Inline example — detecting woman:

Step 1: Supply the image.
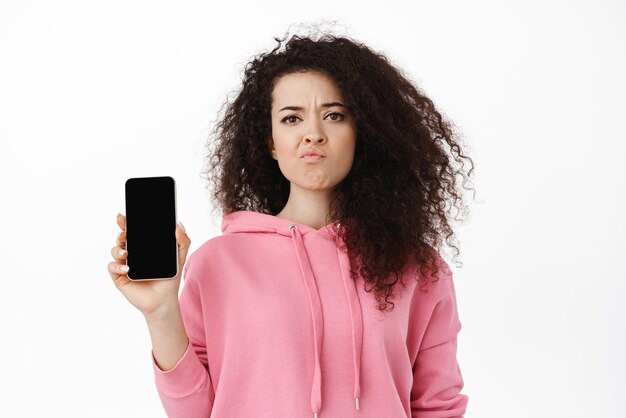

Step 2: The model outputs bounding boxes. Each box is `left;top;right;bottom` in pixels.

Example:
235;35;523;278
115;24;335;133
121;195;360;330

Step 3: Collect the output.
108;29;475;418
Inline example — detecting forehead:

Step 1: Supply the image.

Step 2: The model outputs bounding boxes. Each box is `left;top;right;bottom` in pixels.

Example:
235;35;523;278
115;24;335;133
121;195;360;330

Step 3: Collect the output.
271;71;342;104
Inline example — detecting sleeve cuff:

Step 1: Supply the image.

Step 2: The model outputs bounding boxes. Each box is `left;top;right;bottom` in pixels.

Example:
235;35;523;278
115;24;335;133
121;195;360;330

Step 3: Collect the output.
151;340;210;397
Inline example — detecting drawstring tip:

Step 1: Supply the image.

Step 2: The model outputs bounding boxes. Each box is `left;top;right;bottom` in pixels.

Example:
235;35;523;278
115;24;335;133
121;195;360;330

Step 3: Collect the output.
313;413;318;418
355;397;360;410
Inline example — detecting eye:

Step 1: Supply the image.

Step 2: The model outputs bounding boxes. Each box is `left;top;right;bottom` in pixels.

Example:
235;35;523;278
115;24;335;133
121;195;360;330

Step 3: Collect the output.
280;112;346;125
281;115;300;124
326;112;345;121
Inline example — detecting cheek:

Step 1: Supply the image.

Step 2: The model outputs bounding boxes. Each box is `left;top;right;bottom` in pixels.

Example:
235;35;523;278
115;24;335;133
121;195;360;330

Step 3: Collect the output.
336;154;355;176
336;138;356;161
323;147;354;176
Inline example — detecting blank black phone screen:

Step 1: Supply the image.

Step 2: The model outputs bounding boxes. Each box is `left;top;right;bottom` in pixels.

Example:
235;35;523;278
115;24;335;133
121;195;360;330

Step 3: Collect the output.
124;176;178;280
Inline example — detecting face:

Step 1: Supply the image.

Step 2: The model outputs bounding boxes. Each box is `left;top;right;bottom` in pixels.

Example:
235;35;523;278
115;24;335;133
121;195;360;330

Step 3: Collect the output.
267;71;357;194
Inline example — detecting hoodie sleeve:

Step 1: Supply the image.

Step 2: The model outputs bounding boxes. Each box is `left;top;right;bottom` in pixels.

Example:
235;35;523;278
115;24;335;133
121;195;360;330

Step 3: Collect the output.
410;261;469;418
150;256;215;418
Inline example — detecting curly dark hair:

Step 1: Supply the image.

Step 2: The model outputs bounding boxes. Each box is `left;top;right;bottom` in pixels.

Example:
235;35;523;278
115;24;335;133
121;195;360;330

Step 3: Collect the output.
201;27;476;313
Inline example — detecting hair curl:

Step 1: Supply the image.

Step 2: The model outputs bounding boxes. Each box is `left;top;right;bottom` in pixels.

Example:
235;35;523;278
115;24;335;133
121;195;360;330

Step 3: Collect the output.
201;26;476;313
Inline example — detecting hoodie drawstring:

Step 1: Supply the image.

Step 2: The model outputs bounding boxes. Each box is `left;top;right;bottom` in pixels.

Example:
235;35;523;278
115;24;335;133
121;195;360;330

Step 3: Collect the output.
337;240;363;411
289;223;363;417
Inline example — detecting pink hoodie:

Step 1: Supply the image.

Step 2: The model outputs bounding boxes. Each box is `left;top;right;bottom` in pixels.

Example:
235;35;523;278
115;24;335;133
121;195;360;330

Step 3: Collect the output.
151;210;468;418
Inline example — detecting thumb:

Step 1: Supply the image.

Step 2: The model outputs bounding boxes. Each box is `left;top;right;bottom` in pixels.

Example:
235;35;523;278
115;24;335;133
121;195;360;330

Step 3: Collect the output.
176;221;191;274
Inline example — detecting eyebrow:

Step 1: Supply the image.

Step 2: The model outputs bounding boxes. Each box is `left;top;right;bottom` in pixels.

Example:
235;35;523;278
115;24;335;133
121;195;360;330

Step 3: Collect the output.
278;102;347;112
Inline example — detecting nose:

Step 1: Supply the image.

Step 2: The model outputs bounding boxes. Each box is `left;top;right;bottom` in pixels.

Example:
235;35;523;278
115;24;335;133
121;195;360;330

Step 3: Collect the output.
303;136;326;145
302;116;327;145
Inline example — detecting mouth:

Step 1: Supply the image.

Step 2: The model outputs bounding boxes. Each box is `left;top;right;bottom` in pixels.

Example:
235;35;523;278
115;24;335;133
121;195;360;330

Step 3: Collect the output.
301;155;326;162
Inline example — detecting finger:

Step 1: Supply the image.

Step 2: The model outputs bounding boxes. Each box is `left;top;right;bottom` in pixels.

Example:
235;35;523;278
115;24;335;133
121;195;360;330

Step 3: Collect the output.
107;260;130;286
111;245;128;262
116;230;126;248
117;213;126;232
116;213;126;247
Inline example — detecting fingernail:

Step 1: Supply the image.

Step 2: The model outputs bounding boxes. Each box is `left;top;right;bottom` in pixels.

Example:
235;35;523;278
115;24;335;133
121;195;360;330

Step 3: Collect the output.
120;265;129;272
119;249;127;256
178;221;185;233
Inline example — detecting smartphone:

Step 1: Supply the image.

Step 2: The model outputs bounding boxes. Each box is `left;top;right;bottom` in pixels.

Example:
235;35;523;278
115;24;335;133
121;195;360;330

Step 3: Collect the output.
124;176;178;280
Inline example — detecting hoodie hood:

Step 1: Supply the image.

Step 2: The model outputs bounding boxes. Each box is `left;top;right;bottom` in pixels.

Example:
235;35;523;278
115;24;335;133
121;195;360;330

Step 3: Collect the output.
222;210;363;418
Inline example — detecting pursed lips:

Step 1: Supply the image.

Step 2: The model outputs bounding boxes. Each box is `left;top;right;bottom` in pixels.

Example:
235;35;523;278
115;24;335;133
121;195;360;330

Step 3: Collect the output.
300;149;326;158
301;153;326;161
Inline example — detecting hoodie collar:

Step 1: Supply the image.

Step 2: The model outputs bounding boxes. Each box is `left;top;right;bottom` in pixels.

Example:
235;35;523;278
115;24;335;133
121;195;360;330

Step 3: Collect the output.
221;210;363;417
222;210;337;237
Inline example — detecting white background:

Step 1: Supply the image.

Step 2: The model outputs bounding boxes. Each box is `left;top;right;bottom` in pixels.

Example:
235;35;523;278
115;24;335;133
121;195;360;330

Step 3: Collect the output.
1;0;624;417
